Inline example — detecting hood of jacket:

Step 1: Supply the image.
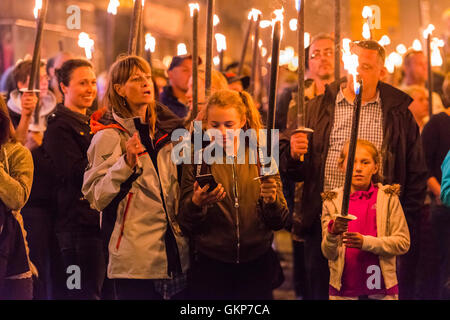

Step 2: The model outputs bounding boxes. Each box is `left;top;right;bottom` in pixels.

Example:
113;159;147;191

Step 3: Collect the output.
7;89;57;116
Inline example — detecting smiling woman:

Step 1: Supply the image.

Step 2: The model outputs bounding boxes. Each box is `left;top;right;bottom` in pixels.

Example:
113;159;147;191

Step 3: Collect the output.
40;59;106;299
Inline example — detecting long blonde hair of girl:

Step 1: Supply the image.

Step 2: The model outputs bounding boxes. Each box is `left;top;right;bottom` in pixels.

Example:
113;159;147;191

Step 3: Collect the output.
104;54;156;136
205;89;263;134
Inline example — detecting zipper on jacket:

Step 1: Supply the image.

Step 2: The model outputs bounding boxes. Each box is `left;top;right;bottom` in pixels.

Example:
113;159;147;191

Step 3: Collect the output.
231;159;240;264
115;192;134;250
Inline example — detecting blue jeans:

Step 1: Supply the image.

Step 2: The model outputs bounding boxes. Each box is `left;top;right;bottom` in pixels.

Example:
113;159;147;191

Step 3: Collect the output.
56;231;105;300
430;205;450;299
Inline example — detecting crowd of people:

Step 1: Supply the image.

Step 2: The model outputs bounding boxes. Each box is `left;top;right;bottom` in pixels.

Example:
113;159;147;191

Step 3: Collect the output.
0;32;449;301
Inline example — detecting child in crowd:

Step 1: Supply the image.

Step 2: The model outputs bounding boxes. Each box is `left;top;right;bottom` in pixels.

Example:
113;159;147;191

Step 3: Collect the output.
178;89;289;299
321;140;410;300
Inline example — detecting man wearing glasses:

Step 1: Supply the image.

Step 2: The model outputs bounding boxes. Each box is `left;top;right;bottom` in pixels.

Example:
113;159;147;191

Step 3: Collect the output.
276;33;336;132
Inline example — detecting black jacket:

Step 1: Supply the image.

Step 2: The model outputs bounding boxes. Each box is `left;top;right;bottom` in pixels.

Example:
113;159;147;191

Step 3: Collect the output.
42;104;99;233
280;79;428;235
159;85;189;119
0;201;29;285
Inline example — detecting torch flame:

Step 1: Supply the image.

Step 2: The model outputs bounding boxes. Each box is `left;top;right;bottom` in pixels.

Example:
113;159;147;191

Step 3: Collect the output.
261;47;267;57
378;35;391;47
145;33;156;53
213;14;220;26
295;0;301;12
107;0;120;15
412;39;422;51
78;32;94;60
385;52;403;73
342;41;360;94
177;43;187;55
289;19;298;31
362;23;371;40
362;6;373;19
423;24;435;39
304;32;310;48
431;37;444;67
248;8;262;22
272;8;284;40
396;44;407;55
213;56;220;66
260;20;272;29
189;3;199;17
215;33;227;52
34;0;42;19
132;0;145;6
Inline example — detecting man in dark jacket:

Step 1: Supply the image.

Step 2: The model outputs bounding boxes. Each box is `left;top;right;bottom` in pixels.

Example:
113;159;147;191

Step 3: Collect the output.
280;40;427;300
159;55;195;118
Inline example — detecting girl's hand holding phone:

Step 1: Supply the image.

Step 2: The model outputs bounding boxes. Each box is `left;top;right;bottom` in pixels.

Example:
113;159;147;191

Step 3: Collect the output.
192;181;226;207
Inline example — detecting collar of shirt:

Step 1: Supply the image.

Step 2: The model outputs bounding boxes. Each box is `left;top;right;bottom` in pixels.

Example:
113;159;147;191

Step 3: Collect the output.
336;84;380;107
350;182;377;200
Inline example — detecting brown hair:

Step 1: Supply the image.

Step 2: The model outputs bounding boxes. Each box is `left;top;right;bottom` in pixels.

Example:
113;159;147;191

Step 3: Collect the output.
205;89;263;133
352;40;386;64
0;95;16;146
104;54;156;136
13;59;46;90
337;139;382;183
55;58;94;100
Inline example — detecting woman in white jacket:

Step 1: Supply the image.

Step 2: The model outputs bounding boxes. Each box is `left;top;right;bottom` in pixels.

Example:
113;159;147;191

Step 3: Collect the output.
82;55;189;300
321;140;410;300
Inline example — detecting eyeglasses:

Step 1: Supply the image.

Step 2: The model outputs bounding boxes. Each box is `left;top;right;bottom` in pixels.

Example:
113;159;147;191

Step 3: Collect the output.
128;74;153;84
310;50;333;60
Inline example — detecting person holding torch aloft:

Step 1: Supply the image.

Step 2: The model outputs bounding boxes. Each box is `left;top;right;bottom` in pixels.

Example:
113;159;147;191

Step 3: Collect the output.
280;40;427;300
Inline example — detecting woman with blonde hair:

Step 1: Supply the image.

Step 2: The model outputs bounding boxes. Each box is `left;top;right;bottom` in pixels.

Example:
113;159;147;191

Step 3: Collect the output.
178;89;289;299
82;55;189;300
